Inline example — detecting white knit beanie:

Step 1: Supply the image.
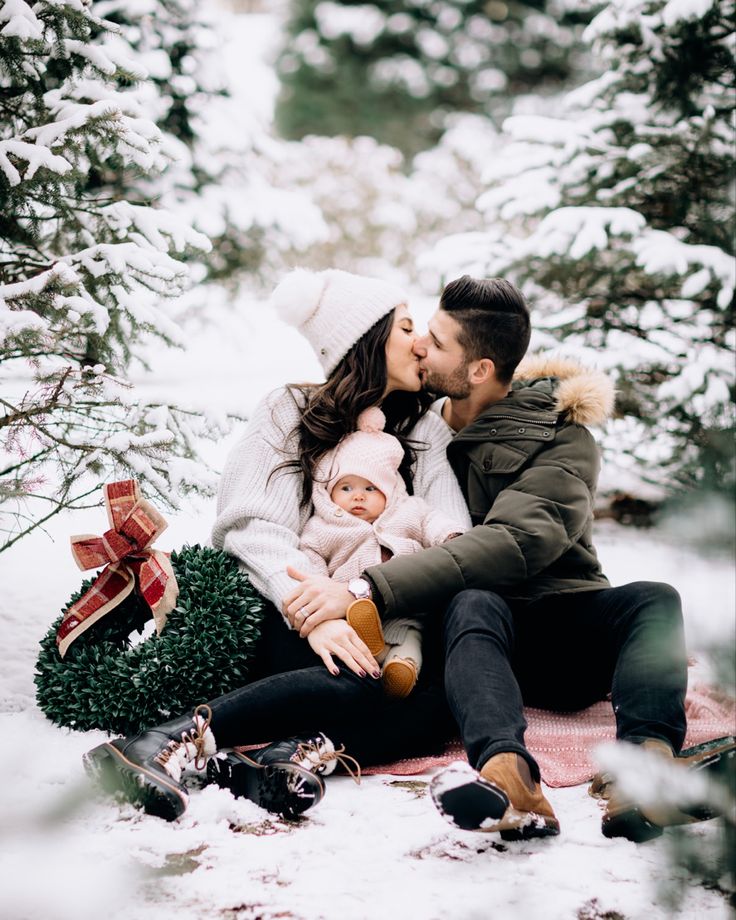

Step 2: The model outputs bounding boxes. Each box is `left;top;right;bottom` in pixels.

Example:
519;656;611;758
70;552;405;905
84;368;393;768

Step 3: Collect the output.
270;268;408;375
319;408;404;499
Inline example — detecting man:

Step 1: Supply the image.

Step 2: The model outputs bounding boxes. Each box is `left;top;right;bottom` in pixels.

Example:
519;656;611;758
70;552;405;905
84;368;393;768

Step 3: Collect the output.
288;276;727;843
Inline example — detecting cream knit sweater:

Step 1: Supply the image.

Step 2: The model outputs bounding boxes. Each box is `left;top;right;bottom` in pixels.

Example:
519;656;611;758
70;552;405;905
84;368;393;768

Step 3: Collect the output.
212;387;471;614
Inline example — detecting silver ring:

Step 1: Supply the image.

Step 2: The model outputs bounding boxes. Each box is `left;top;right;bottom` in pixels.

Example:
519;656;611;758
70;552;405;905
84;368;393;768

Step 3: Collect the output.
299;606;308;618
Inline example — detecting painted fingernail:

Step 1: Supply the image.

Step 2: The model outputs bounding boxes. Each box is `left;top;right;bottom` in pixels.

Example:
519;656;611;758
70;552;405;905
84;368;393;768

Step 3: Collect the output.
358;669;366;677
372;670;381;679
331;668;340;676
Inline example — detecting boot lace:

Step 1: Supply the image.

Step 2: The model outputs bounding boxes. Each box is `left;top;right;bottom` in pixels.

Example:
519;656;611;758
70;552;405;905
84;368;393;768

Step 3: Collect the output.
295;738;362;785
154;704;214;773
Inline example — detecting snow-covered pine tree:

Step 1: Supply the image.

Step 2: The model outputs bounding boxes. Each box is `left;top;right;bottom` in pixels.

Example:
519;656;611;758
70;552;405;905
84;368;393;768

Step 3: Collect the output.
275;0;593;157
436;0;735;494
89;0;266;284
0;0;222;552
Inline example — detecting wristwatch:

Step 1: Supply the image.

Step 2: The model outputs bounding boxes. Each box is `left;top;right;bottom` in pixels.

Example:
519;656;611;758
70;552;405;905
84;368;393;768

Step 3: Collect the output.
347;577;372;600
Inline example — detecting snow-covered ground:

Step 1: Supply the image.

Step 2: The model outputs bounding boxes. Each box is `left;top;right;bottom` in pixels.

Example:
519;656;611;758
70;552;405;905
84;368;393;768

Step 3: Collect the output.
2;284;734;920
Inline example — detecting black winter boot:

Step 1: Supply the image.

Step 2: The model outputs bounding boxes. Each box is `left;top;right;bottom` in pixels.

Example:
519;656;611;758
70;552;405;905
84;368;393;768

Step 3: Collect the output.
206;733;361;818
206;751;325;818
83;704;216;821
255;732;362;780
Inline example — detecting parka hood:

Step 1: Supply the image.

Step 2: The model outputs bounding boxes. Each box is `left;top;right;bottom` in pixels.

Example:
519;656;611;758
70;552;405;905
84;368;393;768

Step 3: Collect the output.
513;355;615;427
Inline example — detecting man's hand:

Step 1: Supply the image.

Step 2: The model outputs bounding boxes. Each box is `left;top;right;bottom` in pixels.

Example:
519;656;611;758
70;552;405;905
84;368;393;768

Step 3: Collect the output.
306;619;380;678
283;566;353;637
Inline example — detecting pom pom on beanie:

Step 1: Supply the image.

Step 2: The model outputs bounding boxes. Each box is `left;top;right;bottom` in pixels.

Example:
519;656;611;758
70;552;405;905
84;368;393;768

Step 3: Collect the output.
357;407;386;434
270;268;326;327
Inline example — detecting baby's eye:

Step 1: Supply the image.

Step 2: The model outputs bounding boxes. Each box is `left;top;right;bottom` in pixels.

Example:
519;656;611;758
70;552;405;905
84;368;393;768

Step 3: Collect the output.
340;485;352;492
366;485;377;492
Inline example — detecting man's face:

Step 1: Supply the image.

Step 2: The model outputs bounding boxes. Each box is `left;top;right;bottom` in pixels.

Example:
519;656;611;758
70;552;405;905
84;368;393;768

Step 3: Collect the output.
413;309;472;399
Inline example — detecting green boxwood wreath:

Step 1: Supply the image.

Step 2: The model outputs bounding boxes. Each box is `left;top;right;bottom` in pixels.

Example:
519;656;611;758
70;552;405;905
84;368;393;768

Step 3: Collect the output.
35;544;267;736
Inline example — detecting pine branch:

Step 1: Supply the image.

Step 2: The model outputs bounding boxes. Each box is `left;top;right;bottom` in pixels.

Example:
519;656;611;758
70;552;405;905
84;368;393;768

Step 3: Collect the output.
0;447;54;478
0;484;99;554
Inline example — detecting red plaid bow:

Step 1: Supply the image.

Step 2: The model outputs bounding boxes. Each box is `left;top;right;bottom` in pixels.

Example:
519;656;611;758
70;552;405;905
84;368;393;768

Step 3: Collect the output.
56;480;179;658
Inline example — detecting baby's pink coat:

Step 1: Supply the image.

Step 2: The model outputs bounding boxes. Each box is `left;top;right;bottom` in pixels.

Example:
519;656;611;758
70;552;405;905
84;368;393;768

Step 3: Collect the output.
299;474;467;583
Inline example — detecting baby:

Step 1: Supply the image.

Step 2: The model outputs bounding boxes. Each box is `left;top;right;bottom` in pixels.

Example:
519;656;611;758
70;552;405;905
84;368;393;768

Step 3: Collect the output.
299;408;467;698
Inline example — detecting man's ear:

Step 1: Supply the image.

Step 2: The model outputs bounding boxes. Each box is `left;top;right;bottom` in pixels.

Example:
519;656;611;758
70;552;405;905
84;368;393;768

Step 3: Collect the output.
469;357;496;385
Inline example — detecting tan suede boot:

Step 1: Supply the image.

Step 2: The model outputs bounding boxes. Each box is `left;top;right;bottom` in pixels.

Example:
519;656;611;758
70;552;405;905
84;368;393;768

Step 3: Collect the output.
479;753;560;839
430;754;559;840
591;736;735;843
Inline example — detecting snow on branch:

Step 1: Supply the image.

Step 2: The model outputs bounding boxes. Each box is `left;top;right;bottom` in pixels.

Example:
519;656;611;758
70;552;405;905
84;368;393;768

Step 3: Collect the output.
0;139;71;186
0;0;43;41
102;202;212;255
518;206;647;260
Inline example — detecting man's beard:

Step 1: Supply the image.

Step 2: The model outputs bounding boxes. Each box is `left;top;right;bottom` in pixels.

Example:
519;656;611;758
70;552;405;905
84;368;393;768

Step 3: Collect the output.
421;362;472;400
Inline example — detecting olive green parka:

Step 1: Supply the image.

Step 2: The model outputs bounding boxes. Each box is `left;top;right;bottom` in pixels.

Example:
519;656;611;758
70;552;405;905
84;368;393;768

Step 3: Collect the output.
366;356;616;617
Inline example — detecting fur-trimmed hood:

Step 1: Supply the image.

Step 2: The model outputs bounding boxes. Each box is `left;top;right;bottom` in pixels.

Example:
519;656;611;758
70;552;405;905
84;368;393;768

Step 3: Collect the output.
513;355;615;427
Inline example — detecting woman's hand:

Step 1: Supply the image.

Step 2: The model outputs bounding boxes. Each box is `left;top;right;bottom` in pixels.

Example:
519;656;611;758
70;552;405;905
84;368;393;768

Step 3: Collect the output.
307;620;380;678
283;566;353;636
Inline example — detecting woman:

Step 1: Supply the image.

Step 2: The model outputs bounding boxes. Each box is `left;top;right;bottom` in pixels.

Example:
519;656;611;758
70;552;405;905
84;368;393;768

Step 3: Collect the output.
84;268;471;822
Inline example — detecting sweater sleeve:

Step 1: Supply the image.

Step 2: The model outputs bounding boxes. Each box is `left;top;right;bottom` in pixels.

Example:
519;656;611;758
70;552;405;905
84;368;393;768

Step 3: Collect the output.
211;387;319;612
367;423;598;616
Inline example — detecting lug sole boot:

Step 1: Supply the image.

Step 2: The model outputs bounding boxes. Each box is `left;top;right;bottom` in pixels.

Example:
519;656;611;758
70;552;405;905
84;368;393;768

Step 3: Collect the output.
431;755;560;840
84;740;189;821
253;732;362;782
346;598;385;657
592;735;736;843
206;751;325;818
382;657;417;699
83;704;215;821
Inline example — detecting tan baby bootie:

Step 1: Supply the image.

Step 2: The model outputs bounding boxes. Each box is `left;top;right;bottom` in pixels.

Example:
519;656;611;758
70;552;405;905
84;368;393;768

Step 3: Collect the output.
346;598;385;657
382;657;418;699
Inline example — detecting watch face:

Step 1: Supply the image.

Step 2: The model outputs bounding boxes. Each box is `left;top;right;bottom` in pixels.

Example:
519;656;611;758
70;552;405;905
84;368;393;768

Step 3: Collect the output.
349;578;370;599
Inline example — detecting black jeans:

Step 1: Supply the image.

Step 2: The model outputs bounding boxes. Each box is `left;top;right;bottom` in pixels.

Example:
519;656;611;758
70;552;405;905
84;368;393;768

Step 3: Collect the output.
443;582;688;780
204;606;456;765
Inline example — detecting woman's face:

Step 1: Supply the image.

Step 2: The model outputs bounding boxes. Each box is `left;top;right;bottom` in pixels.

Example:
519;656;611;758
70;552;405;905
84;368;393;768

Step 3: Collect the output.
383;304;421;396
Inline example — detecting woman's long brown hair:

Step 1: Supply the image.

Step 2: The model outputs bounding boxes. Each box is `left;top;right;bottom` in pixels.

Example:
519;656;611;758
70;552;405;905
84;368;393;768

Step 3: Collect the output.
275;310;433;507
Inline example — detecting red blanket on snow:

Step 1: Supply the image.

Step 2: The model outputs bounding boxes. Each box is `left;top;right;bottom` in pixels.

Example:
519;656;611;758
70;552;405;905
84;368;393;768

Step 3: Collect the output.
361;683;736;786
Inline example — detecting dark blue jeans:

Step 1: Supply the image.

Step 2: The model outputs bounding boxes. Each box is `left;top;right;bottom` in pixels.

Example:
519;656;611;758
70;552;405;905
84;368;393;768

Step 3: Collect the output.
443;583;688;780
205;606;455;765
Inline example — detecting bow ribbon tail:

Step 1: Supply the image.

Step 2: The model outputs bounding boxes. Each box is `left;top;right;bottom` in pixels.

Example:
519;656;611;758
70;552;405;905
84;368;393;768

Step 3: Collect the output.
56;564;135;659
128;550;179;634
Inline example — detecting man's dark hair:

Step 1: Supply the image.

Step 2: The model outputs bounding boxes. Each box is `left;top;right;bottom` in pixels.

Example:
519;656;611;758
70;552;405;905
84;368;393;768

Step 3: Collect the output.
440;276;531;385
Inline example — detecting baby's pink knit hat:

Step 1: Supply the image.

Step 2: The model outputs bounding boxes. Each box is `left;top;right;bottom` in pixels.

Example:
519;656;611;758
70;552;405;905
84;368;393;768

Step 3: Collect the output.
320;408;404;499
